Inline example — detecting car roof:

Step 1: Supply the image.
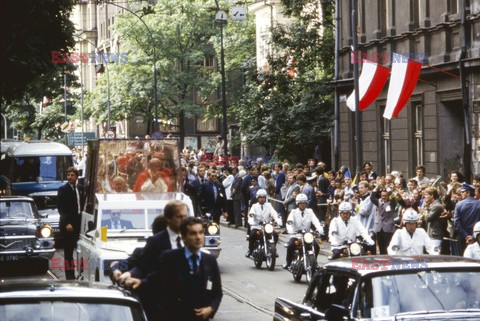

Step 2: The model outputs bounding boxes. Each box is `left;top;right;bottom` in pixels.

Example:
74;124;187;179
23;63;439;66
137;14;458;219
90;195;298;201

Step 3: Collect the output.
0;195;34;202
0;280;140;303
324;255;480;276
7;141;72;156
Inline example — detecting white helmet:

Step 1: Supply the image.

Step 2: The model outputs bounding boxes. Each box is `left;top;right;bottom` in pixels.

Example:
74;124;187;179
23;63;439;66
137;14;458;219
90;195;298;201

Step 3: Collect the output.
473;221;480;239
256;189;267;199
295;193;308;205
338;201;353;212
403;208;419;223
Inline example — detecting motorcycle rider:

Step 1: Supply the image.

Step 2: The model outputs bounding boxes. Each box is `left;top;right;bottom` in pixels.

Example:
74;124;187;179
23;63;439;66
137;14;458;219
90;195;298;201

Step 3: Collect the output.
246;189;282;258
464;221;480;259
387;208;439;255
329;201;375;259
283;194;324;269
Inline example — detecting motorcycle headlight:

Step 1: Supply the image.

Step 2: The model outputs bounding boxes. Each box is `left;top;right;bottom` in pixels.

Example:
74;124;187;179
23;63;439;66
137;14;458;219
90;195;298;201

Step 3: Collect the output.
39;225;53;238
349;242;362;256
303;232;314;244
264;223;274;234
207;223;219;235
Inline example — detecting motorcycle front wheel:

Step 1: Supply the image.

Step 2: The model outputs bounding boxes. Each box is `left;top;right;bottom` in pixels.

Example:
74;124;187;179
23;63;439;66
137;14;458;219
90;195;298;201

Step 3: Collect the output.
292;260;303;282
305;254;317;283
266;244;276;271
254;249;263;268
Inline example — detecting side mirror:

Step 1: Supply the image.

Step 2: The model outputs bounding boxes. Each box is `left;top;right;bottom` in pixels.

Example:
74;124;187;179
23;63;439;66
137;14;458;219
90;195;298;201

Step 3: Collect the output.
38;212;48;219
87;221;95;232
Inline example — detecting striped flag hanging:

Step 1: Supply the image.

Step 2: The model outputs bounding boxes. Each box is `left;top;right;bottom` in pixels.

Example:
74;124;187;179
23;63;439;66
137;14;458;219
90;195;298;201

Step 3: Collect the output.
347;60;391;112
383;53;422;119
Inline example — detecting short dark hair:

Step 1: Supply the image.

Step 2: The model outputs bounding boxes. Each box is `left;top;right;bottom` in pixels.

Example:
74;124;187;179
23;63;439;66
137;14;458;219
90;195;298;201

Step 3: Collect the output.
151;215;167;234
297;174;306;183
66;166;79;177
164;200;188;220
415;165;426;173
180;217;203;237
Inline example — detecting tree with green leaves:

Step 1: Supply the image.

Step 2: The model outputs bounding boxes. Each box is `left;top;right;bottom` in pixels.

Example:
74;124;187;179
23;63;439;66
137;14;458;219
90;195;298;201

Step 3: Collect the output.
231;0;335;163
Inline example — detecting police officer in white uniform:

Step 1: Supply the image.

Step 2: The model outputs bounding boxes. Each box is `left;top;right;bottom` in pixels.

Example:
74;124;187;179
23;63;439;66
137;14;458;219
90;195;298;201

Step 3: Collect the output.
388;208;438;255
246;189;282;257
329;201;374;259
464;221;480;260
283;194;324;269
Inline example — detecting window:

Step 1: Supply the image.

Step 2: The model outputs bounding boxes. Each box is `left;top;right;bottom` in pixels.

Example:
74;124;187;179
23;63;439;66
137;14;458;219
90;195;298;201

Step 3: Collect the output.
204;55;215;68
159;117;180;133
412;103;424;168
196;113;218;132
449;0;459;14
312;272;358;312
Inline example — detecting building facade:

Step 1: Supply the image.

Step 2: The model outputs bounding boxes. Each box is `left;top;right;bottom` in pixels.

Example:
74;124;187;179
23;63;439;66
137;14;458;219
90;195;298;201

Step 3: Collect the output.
335;0;480;180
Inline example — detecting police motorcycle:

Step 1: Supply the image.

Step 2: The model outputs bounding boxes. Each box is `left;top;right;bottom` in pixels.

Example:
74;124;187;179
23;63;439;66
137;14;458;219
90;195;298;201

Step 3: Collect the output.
248;219;278;270
286;228;320;282
331;233;374;259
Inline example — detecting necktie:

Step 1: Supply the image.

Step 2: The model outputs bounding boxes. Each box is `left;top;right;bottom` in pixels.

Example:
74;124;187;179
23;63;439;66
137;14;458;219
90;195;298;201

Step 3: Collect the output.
191;254;199;275
213;184;217;201
261;205;264;211
345;220;348;227
176;236;182;249
301;211;304;218
72;184;80;214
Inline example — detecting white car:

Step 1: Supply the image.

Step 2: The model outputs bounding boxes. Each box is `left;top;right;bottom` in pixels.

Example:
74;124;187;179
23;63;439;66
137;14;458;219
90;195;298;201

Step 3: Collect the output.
76;192;221;283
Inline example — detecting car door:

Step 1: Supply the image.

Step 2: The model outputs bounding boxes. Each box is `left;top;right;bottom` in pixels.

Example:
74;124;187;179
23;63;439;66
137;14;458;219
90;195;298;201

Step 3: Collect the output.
303;270;359;320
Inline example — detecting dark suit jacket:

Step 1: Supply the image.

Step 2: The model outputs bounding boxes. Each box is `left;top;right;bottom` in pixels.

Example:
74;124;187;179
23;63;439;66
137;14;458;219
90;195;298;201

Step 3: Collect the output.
57;182;85;233
130;229;172;278
274;172;285;195
101;219;134;229
230;176;244;201
371;191;398;233
144;248;223;321
199;181;227;215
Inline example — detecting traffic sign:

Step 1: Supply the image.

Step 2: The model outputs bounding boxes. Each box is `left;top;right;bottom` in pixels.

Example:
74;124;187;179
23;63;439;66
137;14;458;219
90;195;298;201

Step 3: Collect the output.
215;10;228;23
66;132;96;147
104;130;115;139
231;7;246;21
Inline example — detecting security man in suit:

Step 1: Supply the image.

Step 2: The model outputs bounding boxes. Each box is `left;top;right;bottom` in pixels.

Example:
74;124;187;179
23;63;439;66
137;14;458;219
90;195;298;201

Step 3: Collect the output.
127;217;223;321
199;169;227;223
57;166;85;280
115;200;188;321
101;211;134;229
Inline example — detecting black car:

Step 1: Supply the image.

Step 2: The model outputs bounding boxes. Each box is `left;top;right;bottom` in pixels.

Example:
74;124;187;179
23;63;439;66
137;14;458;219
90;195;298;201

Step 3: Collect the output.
274;255;480;321
0;196;55;272
29;190;62;242
0;280;147;321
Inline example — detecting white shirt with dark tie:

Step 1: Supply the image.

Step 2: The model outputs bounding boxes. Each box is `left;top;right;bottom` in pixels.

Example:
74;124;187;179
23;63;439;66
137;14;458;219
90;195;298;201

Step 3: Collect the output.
167;227;183;249
70;183;81;214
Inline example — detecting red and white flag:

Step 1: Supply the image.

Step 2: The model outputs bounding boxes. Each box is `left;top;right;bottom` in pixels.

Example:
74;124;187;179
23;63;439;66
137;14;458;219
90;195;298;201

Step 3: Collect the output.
346;60;390;112
383;53;422;119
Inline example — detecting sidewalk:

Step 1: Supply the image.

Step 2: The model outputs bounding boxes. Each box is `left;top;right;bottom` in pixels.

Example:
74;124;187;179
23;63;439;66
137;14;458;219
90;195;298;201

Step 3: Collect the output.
218;217;331;257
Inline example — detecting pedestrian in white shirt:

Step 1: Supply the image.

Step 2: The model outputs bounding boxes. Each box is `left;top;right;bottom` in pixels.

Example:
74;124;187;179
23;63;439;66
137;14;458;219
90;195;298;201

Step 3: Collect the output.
388;208;439;256
464;221;480;260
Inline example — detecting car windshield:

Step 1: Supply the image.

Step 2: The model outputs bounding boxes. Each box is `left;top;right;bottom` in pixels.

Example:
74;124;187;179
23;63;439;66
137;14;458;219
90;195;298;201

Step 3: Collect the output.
0;201;34;219
101;209;159;230
0;301;142;321
13;156;71;182
360;270;480;318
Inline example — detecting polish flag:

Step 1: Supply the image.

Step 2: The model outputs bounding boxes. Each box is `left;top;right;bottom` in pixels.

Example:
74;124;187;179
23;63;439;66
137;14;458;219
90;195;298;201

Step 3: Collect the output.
383;53;422;119
346;60;390;112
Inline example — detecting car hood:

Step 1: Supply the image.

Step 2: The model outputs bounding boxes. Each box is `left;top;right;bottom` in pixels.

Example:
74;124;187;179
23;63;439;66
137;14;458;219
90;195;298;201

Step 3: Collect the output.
100;239;147;256
0;220;37;236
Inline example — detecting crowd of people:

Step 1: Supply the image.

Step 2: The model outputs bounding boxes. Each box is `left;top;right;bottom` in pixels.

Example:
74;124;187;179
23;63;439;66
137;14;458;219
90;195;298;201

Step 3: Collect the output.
179;149;480;261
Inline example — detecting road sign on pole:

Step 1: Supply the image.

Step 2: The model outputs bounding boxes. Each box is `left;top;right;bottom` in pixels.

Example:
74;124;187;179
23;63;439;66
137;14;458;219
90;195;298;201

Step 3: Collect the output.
215;10;228;23
231;6;246;21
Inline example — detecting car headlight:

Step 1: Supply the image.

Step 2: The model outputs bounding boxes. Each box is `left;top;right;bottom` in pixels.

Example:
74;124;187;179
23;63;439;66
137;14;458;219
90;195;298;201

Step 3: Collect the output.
303;232;314;244
207;223;219;235
39;225;53;238
264;223;274;234
349;242;362;256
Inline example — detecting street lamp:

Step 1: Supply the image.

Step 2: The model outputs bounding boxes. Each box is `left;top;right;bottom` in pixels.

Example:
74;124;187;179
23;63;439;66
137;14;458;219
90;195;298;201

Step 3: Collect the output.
100;0;159;133
214;1;228;157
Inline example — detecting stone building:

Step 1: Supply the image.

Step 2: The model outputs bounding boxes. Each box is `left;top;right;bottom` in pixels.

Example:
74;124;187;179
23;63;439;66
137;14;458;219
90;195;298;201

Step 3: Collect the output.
334;0;480;180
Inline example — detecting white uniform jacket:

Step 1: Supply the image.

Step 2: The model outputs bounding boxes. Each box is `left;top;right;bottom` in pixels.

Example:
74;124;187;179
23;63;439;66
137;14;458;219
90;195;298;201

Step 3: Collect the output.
248;202;282;229
387;228;438;255
329;216;374;248
464;242;480;260
286;208;324;236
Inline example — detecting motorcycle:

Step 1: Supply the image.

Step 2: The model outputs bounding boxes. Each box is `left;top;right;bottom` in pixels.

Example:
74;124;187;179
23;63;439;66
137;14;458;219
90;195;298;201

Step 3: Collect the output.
248;219;277;271
286;229;319;283
329;231;375;259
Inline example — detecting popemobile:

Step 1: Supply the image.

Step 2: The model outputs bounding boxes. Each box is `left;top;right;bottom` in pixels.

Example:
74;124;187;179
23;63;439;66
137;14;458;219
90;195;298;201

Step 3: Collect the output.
75;139;221;283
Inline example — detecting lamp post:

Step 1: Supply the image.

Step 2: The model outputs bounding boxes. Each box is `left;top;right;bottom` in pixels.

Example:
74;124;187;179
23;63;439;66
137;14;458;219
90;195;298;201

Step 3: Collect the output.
214;1;228;156
351;0;362;173
101;0;158;133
